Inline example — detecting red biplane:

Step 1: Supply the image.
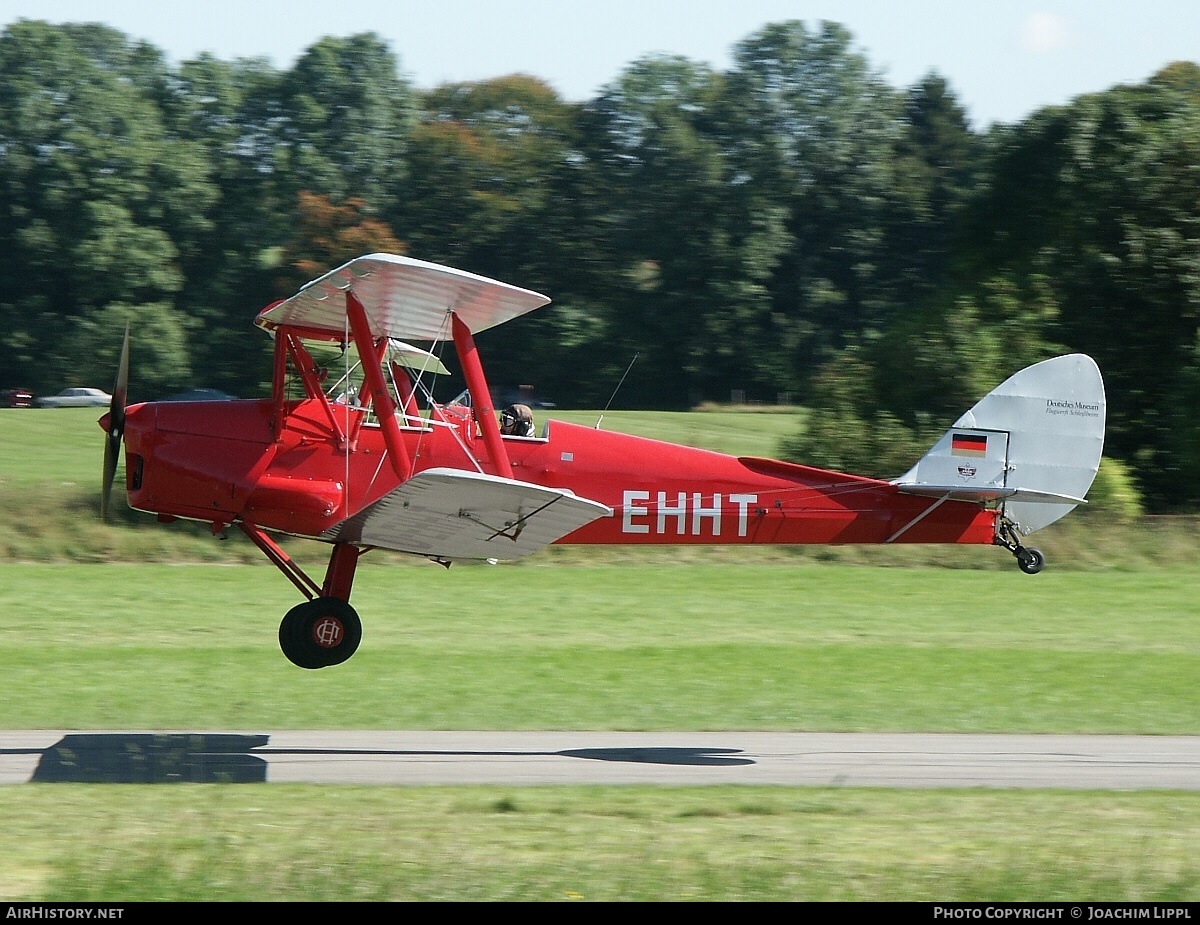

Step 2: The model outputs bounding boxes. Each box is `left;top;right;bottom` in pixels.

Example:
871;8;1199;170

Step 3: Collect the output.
100;254;1106;669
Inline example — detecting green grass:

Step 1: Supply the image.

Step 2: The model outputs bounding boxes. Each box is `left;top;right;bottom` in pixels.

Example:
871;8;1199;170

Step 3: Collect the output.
0;407;111;486
2;787;1197;901
2;561;1197;732
549;407;806;458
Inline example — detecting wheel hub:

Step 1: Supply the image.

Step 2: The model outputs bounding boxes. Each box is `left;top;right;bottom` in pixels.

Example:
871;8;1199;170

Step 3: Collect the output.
312;616;344;648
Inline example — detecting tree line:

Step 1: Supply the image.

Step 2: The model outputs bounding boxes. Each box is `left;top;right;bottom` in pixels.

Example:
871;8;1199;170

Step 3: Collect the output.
1;19;1198;510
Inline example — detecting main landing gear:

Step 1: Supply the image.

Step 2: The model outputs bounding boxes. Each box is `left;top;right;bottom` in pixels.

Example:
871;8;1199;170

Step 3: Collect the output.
236;526;367;668
994;519;1045;575
278;597;363;669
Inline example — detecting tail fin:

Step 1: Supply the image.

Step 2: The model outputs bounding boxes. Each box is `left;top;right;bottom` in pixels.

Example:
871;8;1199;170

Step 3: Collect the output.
893;354;1106;536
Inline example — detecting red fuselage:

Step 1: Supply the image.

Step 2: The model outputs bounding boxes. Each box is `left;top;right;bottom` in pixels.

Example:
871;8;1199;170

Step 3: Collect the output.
117;397;997;549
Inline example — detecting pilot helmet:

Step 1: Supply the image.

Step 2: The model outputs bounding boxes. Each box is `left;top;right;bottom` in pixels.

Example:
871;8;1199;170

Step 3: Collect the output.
501;403;534;436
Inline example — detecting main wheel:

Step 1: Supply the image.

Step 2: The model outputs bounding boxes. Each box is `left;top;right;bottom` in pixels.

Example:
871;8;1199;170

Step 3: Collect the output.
278;598;362;669
1016;547;1045;575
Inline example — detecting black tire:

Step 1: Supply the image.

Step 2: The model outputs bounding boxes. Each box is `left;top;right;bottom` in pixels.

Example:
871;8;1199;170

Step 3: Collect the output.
278;598;362;669
1016;547;1045;575
278;607;319;670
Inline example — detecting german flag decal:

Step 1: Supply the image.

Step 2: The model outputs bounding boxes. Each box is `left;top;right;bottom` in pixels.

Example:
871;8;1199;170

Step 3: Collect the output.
951;433;989;457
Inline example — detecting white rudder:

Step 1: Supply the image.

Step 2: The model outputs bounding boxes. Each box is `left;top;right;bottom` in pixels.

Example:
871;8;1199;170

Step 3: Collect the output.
894;354;1106;544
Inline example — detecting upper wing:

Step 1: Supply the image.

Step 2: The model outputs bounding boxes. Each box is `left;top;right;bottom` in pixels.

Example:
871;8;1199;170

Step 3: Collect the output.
255;253;551;342
321;468;612;561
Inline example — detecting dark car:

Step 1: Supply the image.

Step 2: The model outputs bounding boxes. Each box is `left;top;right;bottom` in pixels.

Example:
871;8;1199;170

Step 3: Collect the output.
0;387;34;408
492;387;556;410
160;388;238;402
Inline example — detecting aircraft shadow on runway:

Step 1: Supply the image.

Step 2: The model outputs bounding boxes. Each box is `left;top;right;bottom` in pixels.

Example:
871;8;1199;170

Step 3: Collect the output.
4;734;754;783
557;747;753;767
27;734;271;783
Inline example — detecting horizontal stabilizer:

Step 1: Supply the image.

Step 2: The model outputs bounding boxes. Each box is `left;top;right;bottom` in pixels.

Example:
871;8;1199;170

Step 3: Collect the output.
322;468;611;561
896;485;1087;505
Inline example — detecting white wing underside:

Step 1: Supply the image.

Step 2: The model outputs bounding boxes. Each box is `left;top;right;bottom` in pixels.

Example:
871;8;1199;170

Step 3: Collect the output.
256;253;551;342
321;468;611;561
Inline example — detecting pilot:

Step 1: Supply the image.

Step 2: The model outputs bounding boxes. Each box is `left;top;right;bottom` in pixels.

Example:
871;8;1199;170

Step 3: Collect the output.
499;403;535;437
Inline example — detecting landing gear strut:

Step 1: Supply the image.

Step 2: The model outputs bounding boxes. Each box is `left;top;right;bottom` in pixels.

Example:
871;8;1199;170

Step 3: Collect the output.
237;525;367;668
994;518;1045;575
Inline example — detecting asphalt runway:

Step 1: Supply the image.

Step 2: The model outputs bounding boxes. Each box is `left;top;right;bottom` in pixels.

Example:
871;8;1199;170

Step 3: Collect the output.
2;731;1199;787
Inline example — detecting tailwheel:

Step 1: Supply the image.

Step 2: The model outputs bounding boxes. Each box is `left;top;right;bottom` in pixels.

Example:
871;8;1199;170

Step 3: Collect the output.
1016;546;1045;575
279;598;362;669
995;518;1046;575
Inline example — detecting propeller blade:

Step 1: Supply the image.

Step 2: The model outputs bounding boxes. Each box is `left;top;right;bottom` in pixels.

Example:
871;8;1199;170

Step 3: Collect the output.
101;323;130;522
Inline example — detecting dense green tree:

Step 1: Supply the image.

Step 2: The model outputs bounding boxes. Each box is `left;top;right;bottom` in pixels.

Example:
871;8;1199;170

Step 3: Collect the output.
396;76;576;274
777;345;932;479
890;74;983;294
155;53;293;394
277;33;416;210
578;55;792;406
871;275;1063;424
961;64;1200;508
0;20;211;397
394;75;602;401
722;21;915;370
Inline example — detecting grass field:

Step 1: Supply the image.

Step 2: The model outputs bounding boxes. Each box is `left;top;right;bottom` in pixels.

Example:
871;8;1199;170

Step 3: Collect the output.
2;407;1199;901
2;561;1198;732
2;787;1197;901
549;406;806;458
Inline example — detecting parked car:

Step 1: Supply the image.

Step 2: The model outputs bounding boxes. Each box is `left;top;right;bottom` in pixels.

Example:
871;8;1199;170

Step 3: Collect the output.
35;387;111;408
160;388;238;402
0;387;34;408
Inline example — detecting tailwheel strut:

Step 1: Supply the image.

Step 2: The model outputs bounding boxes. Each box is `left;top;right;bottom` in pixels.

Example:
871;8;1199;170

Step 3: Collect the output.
994;518;1045;575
